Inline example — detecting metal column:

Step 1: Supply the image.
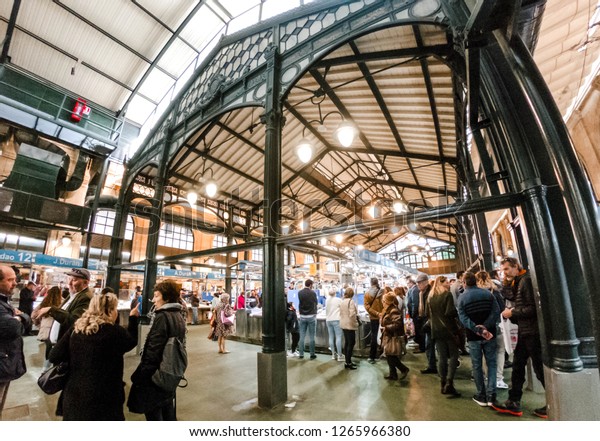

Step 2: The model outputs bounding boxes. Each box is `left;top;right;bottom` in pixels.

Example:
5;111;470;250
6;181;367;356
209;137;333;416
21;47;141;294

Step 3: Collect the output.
257;43;287;409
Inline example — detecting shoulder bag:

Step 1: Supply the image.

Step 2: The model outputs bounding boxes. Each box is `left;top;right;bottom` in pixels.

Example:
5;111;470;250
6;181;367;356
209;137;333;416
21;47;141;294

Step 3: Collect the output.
37;362;69;395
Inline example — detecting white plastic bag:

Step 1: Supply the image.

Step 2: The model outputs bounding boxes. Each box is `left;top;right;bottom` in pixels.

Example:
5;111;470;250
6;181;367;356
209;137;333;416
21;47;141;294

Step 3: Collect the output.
500;318;518;355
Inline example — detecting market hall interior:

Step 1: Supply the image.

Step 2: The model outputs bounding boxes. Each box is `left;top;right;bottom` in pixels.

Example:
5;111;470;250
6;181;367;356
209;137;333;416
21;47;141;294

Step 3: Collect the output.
1;0;600;421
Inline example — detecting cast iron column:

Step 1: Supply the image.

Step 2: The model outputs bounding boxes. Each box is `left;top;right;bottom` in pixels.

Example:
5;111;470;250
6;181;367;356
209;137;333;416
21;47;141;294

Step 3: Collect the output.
225;206;233;295
141;126;173;318
106;163;130;291
83;156;111;268
257;43;286;409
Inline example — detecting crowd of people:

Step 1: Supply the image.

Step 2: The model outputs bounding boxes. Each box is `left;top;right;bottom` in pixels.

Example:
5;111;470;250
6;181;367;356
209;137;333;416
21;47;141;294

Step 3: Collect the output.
287;257;547;419
0;255;548;420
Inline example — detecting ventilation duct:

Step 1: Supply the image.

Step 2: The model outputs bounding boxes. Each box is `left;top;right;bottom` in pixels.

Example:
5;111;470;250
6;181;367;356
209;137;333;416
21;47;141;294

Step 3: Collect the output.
3;143;67;198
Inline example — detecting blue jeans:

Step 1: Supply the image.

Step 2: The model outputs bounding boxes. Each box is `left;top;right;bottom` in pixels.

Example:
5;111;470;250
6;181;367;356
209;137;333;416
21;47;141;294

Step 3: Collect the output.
469;338;498;399
298;315;317;357
192;307;198;325
326;320;343;356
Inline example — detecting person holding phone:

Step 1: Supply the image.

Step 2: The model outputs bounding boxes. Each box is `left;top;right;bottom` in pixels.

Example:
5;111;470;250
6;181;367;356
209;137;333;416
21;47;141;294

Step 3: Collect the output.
457;271;500;409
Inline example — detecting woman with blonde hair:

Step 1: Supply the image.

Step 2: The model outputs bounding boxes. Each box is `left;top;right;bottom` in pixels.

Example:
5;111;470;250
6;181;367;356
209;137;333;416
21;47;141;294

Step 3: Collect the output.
31;286;63;371
380;292;409;381
214;292;235;354
339;287;358;369
427;275;460;397
49;293;139;420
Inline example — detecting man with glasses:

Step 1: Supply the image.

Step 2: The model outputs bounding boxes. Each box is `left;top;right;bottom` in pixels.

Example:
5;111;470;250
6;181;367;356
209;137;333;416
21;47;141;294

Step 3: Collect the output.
492;257;547;418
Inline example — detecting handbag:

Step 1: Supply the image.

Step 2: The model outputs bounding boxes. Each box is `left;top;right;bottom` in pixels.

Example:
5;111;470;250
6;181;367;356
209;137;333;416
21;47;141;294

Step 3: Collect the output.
221;310;235;326
37;362;69;395
382;335;402;356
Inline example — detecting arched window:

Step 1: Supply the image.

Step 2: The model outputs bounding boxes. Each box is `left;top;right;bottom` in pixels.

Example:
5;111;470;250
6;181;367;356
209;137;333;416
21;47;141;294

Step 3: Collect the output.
158;223;193;250
92;210;133;240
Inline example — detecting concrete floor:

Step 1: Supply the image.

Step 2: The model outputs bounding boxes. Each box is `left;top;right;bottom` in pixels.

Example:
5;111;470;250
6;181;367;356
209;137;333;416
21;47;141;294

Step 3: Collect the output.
3;324;545;421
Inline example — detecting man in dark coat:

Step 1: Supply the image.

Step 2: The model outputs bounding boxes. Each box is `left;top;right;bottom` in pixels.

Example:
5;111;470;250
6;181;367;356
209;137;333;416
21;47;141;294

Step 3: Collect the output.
18;281;37;317
0;264;30;419
493;257;547;418
297;279;318;359
18;281;37;335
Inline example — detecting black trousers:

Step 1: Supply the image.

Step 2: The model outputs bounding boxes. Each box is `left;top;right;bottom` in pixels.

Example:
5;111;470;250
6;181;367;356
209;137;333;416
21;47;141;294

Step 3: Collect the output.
413;316;426;351
145;400;176;421
369;319;380;360
386;355;409;378
290;332;299;353
508;333;545;402
343;329;356;364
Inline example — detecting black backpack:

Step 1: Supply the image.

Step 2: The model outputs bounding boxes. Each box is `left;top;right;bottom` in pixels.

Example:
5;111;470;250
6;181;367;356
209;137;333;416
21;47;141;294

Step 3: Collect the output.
151;312;188;392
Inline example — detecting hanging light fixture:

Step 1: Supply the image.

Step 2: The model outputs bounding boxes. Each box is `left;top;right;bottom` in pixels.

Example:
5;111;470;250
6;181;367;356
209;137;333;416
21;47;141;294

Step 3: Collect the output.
335;120;357;147
296;139;313;163
186;191;198;206
335;234;343;244
203;168;217;198
295;92;357;163
186;161;218;204
61;233;72;247
392;199;408;214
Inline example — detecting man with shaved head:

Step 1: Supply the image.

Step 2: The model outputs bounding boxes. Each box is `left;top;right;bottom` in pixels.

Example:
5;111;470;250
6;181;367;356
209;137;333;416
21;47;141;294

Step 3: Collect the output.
0;265;30;419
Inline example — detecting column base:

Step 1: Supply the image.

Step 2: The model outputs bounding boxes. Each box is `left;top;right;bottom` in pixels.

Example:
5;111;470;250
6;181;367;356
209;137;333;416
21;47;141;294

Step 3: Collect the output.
257;351;287;409
545;366;600;420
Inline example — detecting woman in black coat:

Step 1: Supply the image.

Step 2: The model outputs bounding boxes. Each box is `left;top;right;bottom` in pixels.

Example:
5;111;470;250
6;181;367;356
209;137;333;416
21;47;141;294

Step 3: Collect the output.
127;280;186;421
49;293;138;420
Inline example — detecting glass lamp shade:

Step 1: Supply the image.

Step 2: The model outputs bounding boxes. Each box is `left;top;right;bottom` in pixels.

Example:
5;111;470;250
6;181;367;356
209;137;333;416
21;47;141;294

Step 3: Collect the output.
187;191;198;206
392;199;408;213
296;139;313;163
61;234;72;247
335;234;343;244
335;121;356;147
205;181;218;198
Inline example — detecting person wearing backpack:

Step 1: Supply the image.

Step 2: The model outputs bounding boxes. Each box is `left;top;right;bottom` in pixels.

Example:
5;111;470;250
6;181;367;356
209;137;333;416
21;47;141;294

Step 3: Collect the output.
127;280;186;421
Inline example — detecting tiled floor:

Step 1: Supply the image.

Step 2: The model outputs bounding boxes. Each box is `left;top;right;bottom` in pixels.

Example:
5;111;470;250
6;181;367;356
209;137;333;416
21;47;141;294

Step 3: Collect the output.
3;324;545;421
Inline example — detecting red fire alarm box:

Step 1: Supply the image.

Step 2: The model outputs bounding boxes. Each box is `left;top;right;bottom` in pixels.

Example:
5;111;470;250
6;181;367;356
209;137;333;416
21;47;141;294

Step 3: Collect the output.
71;98;91;122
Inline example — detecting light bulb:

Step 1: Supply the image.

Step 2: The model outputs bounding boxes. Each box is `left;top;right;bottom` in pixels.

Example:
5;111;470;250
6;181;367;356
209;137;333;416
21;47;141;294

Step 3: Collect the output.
335;234;343;244
187;191;198;206
357;244;364;250
296;139;313;163
205;181;217;198
208;258;215;265
335;121;356;147
61;234;72;247
392;199;407;213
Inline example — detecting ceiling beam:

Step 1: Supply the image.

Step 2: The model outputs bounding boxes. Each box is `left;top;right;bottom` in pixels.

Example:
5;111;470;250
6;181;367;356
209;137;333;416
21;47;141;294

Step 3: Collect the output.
312;44;452;68
359;177;457;198
326;146;457;164
413;25;448;189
